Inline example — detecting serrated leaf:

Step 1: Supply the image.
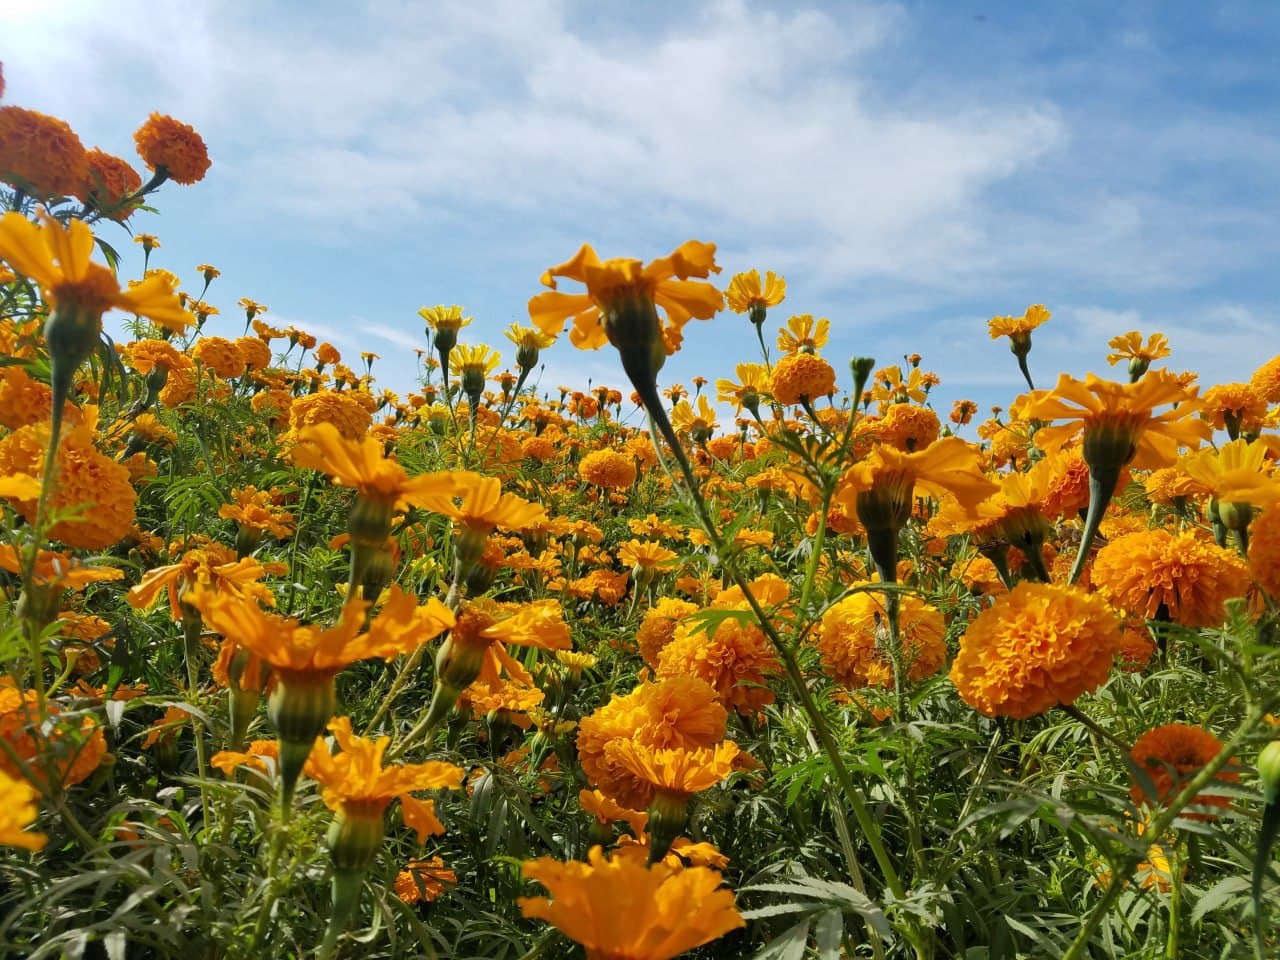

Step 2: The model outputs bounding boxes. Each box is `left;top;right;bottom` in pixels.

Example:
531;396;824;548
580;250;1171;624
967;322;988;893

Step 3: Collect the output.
813;908;843;958
752;918;810;960
1190;875;1251;924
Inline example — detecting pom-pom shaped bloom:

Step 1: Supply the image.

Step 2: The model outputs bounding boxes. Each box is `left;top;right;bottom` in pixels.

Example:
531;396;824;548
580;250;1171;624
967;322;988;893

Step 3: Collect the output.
1200;382;1268;433
817;590;947;689
769;352;835;405
0;769;47;851
950;582;1122;719
287;391;373;441
577;676;727;810
133;112;211;184
519;845;744;960
192;336;248;379
1128;723;1239;819
1249;355;1280;403
579;449;637;490
881;403;941;452
0;106;87;198
636;598;699;668
1092;529;1249;628
1250;508;1280;598
80;149;141;218
657;608;781;715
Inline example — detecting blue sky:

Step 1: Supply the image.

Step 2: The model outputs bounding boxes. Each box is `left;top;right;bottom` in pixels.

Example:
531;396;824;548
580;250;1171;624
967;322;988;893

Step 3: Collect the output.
4;0;1277;418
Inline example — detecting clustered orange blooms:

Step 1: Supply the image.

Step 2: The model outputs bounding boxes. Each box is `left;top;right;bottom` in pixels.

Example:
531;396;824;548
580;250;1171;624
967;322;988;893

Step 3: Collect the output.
4;78;1280;958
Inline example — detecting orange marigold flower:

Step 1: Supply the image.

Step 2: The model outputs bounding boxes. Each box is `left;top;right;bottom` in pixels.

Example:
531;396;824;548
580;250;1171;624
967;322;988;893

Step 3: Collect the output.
0;418;136;549
881;403;940;452
605;740;740;799
0;544;123;591
0;686;108;790
1249;355;1280;404
80;149;141;219
0;106;87;198
1200;381;1268;434
577;676;727;811
950;399;979;426
0;769;47;851
518;845;744;960
776;314;829;356
769;352;835;405
818;590;947;689
636;598;699;668
133;112;211;185
1250;508;1280;598
657;608;781;715
1091;529;1249;627
988;304;1050;341
287;390;372;441
1128;723;1240;819
579;449;637;490
304;716;464;842
949;582;1123;719
234;335;272;372
394;858;457;904
192;336;248;379
1106;331;1170;371
291;422;458;512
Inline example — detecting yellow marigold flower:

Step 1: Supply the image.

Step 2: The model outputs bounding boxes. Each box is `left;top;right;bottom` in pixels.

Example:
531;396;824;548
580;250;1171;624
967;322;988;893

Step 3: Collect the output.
769;352;835;405
133;112;211;185
235;335;272;371
776;314;828;355
414;470;547;534
1249;508;1280;598
0;106;87;199
1022;370;1210;471
1177;438;1279;506
1249;355;1280;403
949;582;1123;719
394;858;456;904
304;716;464;842
670;395;718;443
127;544;275;621
1106;331;1171;378
988;303;1050;341
210;739;279;777
657;609;780;716
725;269;785;315
0;769;46;851
1129;723;1239;820
0;213;189;333
219;486;295;539
817;590;947;689
0;418;136;549
518;845;744;960
1092;529;1249;628
716;363;769;415
528;241;723;375
636;598;699;668
191;336;248;379
0;365;72;430
870;366;930;409
578;677;727;811
618;540;680;574
1200;381;1268;435
579;449;637;490
504;322;556;371
580;788;650;835
419;304;472;336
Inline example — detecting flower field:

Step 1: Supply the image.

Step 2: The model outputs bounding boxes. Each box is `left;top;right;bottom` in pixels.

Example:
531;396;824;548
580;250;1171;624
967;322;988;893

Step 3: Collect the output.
4;73;1280;960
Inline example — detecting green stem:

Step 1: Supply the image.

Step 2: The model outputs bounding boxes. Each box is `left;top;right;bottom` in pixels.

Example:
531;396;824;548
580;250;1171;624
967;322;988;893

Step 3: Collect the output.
1068;466;1122;586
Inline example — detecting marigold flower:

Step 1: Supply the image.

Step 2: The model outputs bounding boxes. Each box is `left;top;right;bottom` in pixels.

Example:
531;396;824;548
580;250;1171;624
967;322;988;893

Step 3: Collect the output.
1249;508;1280;598
988;304;1050;341
881;403;941;452
1106;331;1171;379
769;352;835;406
1249;355;1280;404
0;106;87;198
949;582;1123;719
0;544;123;591
79;148;141;219
133;112;211;185
0;686;108;790
1176;439;1279;507
636;598;699;668
670;396;718;443
0;418;136;549
1092;529;1249;627
657;608;780;716
725;269;785;318
0;213;189;334
1200;382;1268;436
605;740;740;799
529;241;723;381
0;769;46;851
287;391;373;441
127;543;275;622
1129;723;1240;819
716;363;770;415
394;858;457;904
579;449;637;490
817;590;947;689
518;845;744;960
776;314;828;355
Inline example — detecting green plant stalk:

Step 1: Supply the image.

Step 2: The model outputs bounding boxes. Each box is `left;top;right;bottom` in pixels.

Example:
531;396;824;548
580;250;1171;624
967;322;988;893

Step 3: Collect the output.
639;385;918;953
1165;840;1182;960
1061;704;1270;960
1068;465;1123;586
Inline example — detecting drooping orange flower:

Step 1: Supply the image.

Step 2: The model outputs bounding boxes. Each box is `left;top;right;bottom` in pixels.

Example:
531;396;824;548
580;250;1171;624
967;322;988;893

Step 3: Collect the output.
133;112;210;185
949;582;1123;719
1129;723;1240;820
1091;529;1249;628
529;241;723;358
304;717;464;842
0;213;190;334
190;584;454;681
519;846;744;960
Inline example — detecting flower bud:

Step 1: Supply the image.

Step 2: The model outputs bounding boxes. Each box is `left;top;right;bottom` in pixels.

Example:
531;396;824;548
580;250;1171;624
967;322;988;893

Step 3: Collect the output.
1260;741;1280;806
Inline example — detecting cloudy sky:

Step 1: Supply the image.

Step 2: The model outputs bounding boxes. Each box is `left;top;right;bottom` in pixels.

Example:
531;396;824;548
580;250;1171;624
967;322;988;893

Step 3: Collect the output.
5;0;1277;415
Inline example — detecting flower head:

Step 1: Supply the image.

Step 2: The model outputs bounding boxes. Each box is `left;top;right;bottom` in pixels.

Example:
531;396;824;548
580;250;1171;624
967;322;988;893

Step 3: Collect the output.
776;314;829;355
0;769;46;851
949;582;1123;719
0;106;87;198
519;846;744;960
1129;723;1239;819
133;113;211;184
818;590;947;689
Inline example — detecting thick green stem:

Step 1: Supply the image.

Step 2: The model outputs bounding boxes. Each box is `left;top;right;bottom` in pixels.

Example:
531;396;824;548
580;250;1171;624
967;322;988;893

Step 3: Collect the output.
1068;466;1122;586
